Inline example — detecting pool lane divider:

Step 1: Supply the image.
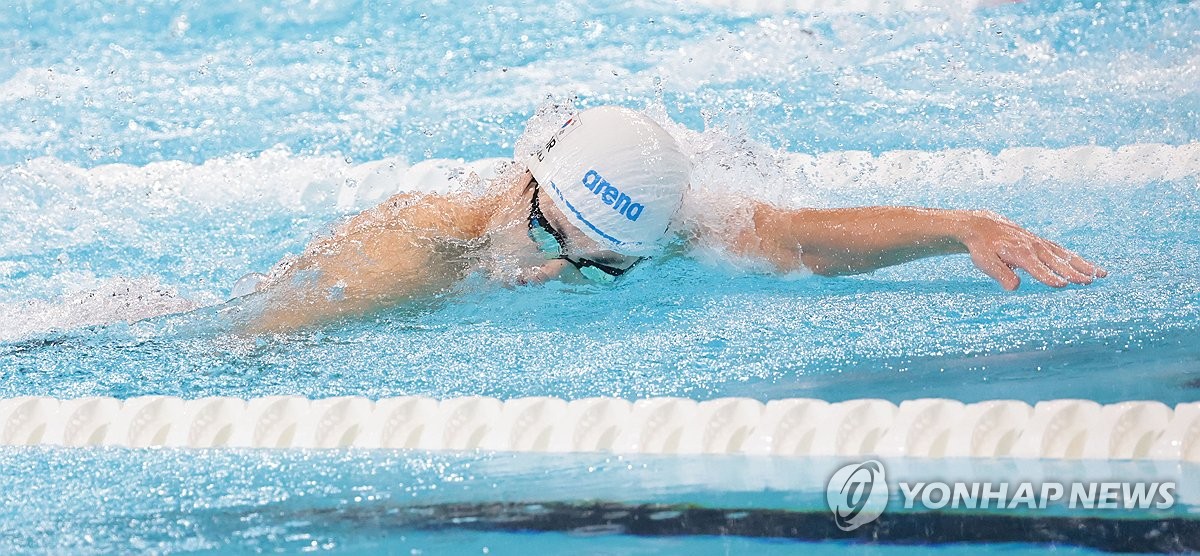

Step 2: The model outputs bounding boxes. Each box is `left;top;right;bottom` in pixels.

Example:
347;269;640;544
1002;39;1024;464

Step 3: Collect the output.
0;396;1197;460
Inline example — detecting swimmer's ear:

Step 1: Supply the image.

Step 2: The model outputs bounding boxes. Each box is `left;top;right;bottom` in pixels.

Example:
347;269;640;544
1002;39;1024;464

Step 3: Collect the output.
520;170;536;194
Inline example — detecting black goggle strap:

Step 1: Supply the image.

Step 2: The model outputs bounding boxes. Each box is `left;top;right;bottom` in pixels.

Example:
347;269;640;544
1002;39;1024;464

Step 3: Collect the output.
528;181;570;252
571;257;637;278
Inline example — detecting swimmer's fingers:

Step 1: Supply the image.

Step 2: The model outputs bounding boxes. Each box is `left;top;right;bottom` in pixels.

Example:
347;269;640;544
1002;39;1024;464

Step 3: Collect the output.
1004;245;1070;288
964;211;1105;289
517;259;571;285
1044;240;1107;278
970;250;1021;291
1034;243;1094;285
981;238;1068;288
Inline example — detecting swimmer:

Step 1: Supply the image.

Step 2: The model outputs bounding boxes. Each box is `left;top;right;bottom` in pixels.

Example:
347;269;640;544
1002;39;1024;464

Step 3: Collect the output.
244;106;1106;332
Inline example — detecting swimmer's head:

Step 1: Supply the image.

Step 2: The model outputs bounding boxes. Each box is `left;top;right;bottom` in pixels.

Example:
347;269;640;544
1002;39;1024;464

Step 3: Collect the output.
524;106;691;258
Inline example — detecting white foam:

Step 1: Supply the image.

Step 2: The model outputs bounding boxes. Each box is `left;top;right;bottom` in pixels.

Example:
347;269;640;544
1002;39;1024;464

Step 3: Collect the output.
678;0;1044;14
0;151;515;340
779;142;1200;205
1;140;1193;340
0;67;90;103
0;276;200;343
4;140;1193;237
5;139;1194;219
8;148;510;213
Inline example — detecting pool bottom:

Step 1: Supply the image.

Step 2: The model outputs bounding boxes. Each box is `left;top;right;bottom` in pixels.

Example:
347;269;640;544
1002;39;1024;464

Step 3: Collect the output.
265;530;1099;555
0;448;1194;553
228;500;1198;553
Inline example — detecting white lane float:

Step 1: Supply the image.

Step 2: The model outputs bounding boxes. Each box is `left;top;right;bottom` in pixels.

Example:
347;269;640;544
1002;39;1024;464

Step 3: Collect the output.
1;396;1197;461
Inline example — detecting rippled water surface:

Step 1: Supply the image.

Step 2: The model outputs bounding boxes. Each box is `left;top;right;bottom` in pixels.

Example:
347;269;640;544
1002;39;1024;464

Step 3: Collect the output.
1;0;1198;552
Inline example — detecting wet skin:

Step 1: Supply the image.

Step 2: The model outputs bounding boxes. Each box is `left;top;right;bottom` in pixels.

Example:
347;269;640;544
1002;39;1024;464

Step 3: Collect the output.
244;170;1105;333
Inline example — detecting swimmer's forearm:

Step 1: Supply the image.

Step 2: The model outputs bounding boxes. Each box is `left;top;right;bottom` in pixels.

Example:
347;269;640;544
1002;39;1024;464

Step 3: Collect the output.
750;205;973;275
749;204;1105;289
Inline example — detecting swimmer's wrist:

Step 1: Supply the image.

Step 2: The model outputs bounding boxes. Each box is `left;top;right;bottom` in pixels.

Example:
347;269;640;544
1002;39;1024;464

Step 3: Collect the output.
943;209;982;254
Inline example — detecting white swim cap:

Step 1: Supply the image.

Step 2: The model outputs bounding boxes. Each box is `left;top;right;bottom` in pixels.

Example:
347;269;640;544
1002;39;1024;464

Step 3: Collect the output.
525;106;691;257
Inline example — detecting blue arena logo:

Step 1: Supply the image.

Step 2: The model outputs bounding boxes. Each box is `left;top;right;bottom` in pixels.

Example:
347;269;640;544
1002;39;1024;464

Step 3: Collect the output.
582;169;644;221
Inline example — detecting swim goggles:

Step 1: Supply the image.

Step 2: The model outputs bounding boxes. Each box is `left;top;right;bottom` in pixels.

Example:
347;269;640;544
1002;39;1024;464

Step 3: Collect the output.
527;179;639;283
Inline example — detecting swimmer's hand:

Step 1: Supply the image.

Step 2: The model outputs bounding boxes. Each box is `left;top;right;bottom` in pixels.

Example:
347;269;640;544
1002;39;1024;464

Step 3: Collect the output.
723;203;1106;290
514;259;572;286
958;210;1106;290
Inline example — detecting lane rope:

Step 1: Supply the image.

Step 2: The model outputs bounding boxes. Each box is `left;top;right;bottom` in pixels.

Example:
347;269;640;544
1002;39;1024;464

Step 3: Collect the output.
1;396;1196;460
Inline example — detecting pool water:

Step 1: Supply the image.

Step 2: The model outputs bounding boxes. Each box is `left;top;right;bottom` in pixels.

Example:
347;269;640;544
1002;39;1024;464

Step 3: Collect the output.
1;0;1198;552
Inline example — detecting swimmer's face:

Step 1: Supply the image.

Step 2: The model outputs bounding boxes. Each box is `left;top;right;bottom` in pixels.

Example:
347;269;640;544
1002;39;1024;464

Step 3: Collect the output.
520;172;641;284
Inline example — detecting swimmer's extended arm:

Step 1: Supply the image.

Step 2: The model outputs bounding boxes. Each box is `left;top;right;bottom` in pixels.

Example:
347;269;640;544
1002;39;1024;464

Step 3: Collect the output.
736;204;1105;289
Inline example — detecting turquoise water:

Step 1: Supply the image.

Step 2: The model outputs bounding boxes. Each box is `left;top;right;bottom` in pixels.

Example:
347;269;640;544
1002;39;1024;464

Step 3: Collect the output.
0;448;1192;553
1;0;1199;552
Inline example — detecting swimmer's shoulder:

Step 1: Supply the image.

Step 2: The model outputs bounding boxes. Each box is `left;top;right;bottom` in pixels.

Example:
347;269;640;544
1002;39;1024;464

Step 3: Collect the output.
376;190;496;239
